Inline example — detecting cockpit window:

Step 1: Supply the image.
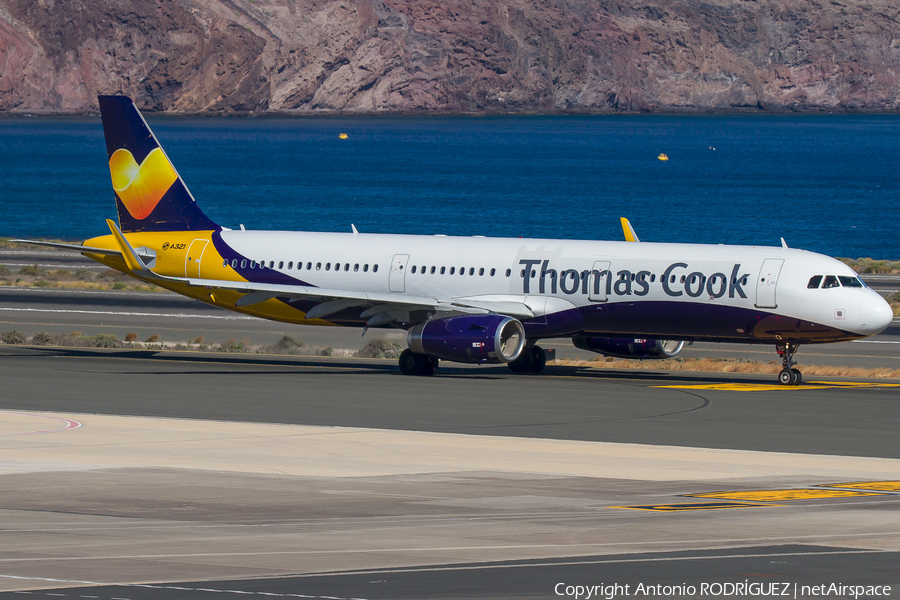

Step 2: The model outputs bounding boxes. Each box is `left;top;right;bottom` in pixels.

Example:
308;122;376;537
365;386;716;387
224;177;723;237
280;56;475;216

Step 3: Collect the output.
822;275;840;289
838;276;863;288
807;275;823;289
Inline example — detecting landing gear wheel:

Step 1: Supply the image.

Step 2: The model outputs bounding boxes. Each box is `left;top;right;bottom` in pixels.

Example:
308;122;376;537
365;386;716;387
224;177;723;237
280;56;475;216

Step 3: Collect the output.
530;346;547;373
399;349;437;376
399;349;419;375
775;342;801;385
778;368;796;386
507;347;535;373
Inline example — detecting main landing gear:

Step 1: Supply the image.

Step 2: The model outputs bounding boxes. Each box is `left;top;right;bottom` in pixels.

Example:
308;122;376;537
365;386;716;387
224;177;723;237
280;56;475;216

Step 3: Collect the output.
776;342;802;386
507;345;547;374
398;349;439;376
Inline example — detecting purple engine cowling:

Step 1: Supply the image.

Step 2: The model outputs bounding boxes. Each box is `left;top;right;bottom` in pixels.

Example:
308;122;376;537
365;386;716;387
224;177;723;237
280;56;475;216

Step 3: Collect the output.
572;336;685;359
407;315;526;364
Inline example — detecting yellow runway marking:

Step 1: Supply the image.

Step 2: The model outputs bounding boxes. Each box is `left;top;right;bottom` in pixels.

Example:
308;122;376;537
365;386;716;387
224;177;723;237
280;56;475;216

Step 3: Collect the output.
616;502;775;512
823;481;900;492
656;381;900;391
685;489;887;502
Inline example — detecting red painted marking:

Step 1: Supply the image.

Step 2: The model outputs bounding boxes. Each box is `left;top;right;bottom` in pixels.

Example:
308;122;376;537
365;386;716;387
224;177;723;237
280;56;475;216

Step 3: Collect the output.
0;413;82;436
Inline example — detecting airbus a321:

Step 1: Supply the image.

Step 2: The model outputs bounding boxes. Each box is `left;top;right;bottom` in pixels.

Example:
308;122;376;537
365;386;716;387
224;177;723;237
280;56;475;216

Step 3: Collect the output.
15;96;894;385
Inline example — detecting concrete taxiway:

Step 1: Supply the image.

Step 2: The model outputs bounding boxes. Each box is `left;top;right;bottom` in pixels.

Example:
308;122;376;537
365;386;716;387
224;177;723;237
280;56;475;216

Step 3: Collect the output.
0;347;898;599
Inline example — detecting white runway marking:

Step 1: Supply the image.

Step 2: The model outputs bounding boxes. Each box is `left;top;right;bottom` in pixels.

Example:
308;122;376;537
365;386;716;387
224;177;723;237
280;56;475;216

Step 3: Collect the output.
0;307;255;320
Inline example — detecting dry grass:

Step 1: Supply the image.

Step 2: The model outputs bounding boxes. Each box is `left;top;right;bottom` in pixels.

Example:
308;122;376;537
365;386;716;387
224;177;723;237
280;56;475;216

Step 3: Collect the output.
552;357;900;379
838;257;900;274
0;263;160;292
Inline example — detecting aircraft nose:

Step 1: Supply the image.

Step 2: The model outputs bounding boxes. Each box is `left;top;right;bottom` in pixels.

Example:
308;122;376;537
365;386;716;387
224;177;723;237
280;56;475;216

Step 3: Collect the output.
859;294;894;334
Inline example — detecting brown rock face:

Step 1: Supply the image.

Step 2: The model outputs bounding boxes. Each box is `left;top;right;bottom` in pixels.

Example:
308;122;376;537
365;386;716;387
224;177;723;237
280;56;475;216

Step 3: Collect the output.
1;0;899;113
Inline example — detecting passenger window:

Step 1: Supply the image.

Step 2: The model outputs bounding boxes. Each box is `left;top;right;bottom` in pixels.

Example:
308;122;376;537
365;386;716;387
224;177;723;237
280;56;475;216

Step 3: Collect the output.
278;261;284;269
287;262;293;269
306;262;312;270
450;267;455;275
430;266;436;274
344;264;349;272
479;268;484;276
651;274;656;282
232;259;238;268
222;259;228;267
506;269;511;277
521;270;525;278
364;264;369;272
807;275;822;289
268;261;274;268
354;264;359;272
470;268;475;276
490;268;495;276
316;262;322;271
412;266;417;274
373;264;378;273
461;268;466;276
241;259;247;268
839;276;863;288
441;267;446;274
822;275;840;289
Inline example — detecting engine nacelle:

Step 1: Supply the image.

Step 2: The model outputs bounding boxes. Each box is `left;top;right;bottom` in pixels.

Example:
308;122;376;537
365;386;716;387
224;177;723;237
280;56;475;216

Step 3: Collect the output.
408;315;526;364
572;336;685;359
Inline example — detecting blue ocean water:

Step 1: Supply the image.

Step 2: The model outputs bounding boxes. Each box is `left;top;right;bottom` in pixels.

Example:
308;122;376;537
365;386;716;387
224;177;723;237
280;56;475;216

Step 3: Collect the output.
0;113;898;258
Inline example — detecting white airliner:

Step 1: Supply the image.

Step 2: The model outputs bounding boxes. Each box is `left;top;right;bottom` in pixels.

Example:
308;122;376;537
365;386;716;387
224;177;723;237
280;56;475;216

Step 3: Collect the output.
15;96;894;385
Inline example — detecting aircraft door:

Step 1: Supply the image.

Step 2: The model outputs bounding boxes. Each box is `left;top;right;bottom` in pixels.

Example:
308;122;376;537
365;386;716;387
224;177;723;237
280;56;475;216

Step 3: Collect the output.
588;260;611;302
389;254;410;293
755;258;784;309
185;239;209;278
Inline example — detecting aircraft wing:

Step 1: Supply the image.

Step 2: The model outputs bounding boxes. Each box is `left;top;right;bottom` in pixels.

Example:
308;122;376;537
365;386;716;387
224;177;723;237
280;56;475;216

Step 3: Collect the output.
179;276;535;322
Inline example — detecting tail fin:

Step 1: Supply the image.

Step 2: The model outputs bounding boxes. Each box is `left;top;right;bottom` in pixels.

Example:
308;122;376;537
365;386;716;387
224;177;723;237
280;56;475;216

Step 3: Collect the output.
98;95;220;233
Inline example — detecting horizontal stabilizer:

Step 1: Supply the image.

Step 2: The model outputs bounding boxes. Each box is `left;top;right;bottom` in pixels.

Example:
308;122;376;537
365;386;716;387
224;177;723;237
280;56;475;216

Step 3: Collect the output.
9;239;154;261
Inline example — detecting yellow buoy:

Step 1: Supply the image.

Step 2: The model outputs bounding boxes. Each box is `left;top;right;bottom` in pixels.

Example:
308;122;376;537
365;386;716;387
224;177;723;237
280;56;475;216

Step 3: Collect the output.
658;153;669;161
339;133;348;140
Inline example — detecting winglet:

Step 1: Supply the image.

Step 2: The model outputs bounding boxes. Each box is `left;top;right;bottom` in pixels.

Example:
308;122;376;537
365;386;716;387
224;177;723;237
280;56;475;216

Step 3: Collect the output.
106;219;149;272
781;237;789;249
620;218;641;243
351;224;359;235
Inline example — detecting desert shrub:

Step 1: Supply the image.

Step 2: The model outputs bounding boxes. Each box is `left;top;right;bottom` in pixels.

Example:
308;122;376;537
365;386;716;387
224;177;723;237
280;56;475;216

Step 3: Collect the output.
74;269;93;280
124;332;138;342
19;264;45;277
356;339;403;359
271;335;304;353
192;336;205;345
146;334;161;342
1;330;27;344
321;346;334;356
112;282;128;290
0;265;9;276
53;333;95;347
30;331;56;346
34;279;51;287
93;334;122;348
54;269;70;277
216;338;245;353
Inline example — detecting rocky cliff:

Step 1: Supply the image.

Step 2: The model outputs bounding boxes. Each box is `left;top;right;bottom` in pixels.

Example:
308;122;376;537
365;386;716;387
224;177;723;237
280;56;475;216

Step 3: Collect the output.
1;0;899;113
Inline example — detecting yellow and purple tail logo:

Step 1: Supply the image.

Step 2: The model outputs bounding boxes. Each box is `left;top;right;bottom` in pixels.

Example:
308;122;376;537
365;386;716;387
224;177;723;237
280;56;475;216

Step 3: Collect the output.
98;95;219;234
108;148;178;220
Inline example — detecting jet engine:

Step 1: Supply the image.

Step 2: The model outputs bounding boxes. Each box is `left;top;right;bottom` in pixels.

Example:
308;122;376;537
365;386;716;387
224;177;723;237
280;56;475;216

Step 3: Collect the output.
408;315;526;364
571;336;685;359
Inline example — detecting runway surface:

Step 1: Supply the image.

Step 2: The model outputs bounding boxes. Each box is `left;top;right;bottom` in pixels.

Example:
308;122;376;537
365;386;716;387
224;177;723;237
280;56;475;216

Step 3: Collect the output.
0;286;898;369
1;249;899;599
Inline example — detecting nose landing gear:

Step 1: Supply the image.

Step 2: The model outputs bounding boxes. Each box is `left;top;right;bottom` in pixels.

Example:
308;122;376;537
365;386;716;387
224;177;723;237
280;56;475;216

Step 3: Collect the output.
776;342;802;385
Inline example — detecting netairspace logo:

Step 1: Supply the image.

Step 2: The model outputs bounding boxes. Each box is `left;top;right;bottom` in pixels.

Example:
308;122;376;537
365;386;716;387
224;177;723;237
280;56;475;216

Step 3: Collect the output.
554;582;893;599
